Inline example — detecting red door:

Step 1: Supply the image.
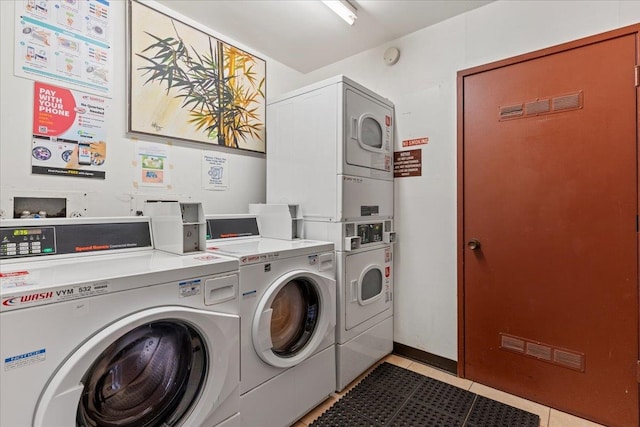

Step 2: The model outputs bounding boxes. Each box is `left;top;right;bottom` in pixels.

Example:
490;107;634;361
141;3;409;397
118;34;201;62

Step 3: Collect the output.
459;28;639;427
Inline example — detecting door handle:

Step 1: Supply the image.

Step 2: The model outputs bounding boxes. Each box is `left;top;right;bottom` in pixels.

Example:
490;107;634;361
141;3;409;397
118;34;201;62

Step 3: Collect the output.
351;117;358;139
350;280;358;302
467;239;481;250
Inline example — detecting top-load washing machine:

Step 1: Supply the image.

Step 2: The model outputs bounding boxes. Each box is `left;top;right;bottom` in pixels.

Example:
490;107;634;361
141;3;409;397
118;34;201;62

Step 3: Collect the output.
206;215;336;427
0;217;241;427
266;75;395;222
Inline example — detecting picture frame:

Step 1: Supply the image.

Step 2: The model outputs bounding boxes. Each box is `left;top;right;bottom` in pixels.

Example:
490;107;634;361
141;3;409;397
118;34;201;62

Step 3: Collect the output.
127;0;266;153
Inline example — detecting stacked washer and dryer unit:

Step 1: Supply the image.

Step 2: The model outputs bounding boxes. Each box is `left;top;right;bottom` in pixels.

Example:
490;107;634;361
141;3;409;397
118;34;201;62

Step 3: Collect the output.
267;75;396;392
0;216;242;427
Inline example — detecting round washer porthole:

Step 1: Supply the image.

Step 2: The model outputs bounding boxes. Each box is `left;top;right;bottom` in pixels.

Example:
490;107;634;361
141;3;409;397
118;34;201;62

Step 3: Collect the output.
252;269;336;370
269;278;320;357
76;321;207;427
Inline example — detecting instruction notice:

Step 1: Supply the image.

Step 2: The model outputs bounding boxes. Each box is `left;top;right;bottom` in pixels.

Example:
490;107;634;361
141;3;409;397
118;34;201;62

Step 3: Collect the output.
14;0;113;96
394;149;422;178
32;81;108;179
202;152;229;190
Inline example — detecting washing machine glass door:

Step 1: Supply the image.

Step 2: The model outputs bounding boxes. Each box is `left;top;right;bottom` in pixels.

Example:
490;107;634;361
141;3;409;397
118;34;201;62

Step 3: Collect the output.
270;280;317;355
76;321;205;426
33;307;239;427
344;246;392;330
253;271;335;368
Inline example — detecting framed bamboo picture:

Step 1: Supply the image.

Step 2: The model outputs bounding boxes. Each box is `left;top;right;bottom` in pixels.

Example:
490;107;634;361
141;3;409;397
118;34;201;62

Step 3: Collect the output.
127;0;266;153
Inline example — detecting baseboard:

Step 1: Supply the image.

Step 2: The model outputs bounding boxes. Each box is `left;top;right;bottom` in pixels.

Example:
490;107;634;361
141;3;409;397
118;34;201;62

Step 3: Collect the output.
393;342;458;375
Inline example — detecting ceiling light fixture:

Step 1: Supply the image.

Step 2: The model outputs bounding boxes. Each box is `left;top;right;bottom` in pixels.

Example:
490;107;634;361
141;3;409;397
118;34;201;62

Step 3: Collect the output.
322;0;357;25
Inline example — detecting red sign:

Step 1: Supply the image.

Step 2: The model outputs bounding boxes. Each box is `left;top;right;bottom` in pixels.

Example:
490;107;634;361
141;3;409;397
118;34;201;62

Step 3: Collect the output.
402;137;429;147
33;82;77;136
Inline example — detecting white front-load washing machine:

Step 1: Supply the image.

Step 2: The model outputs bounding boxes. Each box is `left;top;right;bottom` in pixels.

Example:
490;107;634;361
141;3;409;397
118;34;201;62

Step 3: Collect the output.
206;215;336;427
0;217;241;427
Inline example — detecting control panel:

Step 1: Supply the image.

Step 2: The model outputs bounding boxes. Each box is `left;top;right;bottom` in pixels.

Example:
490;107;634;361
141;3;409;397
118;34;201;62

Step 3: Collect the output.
0;226;56;257
345;220;395;251
206;216;260;240
0;221;152;260
357;223;384;245
304;219;395;252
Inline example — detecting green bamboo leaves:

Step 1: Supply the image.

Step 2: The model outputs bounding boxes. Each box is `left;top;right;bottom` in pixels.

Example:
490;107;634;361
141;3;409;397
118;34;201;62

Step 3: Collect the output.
136;22;265;148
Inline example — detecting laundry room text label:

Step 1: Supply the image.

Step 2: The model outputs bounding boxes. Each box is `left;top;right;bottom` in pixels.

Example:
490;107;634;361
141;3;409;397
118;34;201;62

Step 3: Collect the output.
4;348;46;371
179;279;201;298
0;283;109;311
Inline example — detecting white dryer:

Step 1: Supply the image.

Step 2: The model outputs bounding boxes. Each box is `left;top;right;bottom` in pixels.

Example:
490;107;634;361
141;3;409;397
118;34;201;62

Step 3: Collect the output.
303;219;395;391
336;244;394;391
267;75;395;222
0;217;241;427
206;215;336;427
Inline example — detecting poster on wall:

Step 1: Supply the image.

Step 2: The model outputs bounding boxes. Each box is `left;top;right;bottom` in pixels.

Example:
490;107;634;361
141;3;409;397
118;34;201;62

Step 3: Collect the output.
202;152;229;191
32;81;108;179
128;0;266;153
14;0;114;97
135;143;170;188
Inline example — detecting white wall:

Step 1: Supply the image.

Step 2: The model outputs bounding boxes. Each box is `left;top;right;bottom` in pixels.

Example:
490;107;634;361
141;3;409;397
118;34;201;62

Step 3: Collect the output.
0;0;304;218
3;0;639;362
297;0;640;361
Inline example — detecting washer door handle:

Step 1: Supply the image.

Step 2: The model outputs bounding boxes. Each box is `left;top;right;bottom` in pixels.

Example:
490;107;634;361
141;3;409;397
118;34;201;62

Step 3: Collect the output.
350;280;358;303
256;308;274;351
351;117;358;139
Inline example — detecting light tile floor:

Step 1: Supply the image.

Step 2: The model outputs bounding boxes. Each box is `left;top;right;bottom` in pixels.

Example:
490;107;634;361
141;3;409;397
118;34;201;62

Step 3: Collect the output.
293;354;606;427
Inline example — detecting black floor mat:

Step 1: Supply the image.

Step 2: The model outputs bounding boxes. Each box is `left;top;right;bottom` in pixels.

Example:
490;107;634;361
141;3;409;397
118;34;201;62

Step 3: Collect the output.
310;363;540;427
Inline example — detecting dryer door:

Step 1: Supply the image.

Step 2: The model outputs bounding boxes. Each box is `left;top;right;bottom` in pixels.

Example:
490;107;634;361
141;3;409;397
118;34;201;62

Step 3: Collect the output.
344;246;393;330
34;306;239;427
252;270;336;368
344;88;393;179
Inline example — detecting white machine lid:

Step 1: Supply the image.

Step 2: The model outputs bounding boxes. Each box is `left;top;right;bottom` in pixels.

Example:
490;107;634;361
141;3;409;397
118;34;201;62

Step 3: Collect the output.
0;250;238;312
206;214;334;264
207;238;334;265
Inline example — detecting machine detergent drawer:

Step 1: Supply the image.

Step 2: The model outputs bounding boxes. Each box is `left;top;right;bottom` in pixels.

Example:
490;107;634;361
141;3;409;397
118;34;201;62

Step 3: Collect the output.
205;274;238;305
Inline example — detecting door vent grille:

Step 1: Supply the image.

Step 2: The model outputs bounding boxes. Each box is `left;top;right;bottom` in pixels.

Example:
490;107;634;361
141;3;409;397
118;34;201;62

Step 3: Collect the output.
501;335;525;352
525;99;550;115
526;342;552;360
552;93;582;111
554;349;585;371
500;333;585;372
499;104;524;120
499;91;583;121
